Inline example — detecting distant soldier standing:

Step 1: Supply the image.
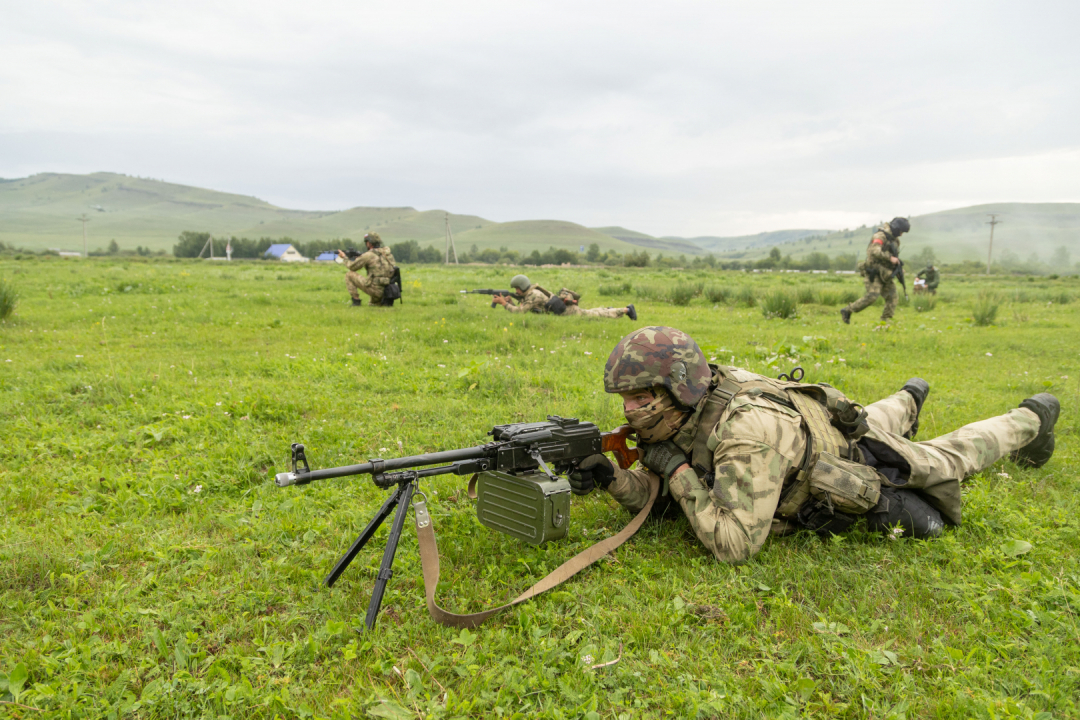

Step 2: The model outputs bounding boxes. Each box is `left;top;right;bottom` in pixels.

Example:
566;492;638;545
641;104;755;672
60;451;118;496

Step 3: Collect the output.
917;264;940;294
493;275;636;319
841;217;909;324
338;232;396;307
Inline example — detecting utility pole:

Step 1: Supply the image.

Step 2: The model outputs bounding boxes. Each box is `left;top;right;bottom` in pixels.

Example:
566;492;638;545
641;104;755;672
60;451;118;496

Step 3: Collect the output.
77;214;90;257
444;213;459;264
986;214;1003;275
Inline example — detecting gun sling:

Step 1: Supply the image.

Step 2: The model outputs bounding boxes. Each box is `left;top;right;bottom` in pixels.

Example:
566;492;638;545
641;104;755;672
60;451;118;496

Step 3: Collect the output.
413;473;660;628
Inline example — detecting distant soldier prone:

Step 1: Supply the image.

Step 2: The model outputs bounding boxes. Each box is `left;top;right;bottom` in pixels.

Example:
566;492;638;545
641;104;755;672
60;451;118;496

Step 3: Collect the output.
492;275;637;320
567;326;1060;563
841;217;909;324
338;232;397;307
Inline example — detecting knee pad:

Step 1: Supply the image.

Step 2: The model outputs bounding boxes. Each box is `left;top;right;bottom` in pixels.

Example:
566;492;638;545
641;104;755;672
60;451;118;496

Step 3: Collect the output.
866;488;943;539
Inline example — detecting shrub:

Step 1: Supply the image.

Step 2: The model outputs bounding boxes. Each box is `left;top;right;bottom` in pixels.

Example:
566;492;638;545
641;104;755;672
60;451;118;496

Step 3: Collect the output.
1045;291;1073;305
817;290;846;306
704;285;731;304
735;286;756;307
668;284;697;306
760;290;798;319
0;278;18;320
634;284;662;300
913;293;936;312
840;289;860;304
972;290;1002;326
796;287;818;304
598;281;632;296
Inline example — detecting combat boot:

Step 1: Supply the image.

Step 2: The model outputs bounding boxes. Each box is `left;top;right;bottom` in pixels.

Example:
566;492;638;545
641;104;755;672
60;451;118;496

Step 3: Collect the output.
840;308;851;324
1010;393;1060;468
901;377;930;439
627;304;638;321
351;297;363;307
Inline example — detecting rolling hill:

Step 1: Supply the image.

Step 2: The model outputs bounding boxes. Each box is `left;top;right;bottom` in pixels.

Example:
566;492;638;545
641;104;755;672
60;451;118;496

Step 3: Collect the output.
0;172;695;257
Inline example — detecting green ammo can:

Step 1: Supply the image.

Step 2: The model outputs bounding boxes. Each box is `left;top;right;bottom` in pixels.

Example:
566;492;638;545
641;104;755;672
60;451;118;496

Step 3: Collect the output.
475;470;571;545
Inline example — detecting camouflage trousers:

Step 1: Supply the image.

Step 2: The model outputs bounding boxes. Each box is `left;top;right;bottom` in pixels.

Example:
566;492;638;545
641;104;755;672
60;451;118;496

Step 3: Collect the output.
345;271;386;303
862;391;1040;524
563;305;627;319
846;272;898;320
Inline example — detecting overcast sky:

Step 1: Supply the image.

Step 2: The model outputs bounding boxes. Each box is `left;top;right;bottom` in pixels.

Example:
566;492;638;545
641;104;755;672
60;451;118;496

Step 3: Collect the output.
2;1;1078;237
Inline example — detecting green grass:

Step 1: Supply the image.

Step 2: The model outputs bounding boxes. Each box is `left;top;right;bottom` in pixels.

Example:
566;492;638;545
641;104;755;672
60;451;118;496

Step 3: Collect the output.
1;258;1078;718
973;290;1003;326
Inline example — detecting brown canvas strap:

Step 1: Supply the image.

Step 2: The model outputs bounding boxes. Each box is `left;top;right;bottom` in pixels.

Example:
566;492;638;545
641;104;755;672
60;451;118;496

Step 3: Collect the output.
413;473;660;628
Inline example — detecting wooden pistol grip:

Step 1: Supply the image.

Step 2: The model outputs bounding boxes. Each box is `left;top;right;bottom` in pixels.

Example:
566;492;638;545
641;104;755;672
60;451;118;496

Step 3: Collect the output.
601;425;639;470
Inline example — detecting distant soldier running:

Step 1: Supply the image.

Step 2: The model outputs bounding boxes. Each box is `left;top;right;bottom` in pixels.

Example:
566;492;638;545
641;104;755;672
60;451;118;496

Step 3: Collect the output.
841;217;909;324
339;232;397;307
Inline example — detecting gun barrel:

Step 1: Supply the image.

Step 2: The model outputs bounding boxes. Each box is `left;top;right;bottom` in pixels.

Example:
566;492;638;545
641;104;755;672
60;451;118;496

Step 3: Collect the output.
275;444;492;487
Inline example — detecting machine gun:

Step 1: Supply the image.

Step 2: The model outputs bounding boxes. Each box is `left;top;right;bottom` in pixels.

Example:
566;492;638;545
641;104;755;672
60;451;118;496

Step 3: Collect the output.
460;288;513;308
339;248;363;261
276;416;639;629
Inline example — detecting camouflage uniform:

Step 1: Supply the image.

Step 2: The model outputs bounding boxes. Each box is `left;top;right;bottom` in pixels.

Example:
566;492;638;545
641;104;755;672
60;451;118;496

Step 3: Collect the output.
345;247;396;303
845;224;900;320
503;284;551;313
558;288;628;319
603;367;1040;563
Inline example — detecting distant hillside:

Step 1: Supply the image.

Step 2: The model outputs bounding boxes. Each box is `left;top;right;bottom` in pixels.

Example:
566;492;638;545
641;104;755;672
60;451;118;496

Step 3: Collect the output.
590;226;704;255
717;204;1080;265
0;172;692;257
675;229;831;254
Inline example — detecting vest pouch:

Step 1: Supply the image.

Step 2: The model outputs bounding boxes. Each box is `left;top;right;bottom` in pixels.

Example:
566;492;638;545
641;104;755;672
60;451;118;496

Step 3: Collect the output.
806;451;881;515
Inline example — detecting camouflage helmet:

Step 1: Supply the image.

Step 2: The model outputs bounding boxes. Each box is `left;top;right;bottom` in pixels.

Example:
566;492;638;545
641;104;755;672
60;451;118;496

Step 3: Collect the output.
364;232;383;247
604;326;712;410
888;217;910;235
510;274;530;292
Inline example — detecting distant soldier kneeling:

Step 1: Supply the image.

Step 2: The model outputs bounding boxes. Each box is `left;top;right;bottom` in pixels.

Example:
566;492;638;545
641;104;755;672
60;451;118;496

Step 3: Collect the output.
339;233;397;307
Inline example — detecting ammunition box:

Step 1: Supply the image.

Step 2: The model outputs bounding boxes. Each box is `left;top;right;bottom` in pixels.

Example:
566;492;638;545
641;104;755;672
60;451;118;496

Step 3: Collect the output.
475;470;570;545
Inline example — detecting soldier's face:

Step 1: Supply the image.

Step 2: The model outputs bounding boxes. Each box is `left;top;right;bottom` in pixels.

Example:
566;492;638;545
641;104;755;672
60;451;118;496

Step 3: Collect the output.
619;389;656;413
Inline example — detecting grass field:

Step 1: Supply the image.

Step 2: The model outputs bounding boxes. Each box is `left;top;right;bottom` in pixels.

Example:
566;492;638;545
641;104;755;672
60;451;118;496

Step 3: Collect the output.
1;258;1078;719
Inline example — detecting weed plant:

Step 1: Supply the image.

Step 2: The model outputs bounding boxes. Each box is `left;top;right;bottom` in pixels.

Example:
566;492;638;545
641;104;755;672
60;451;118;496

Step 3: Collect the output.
704;285;731;304
735;285;757;307
913;293;936;312
598;281;631;297
796;286;818;304
668;282;701;306
760;290;798;319
0;277;16;320
0;258;1077;718
972;290;1002;326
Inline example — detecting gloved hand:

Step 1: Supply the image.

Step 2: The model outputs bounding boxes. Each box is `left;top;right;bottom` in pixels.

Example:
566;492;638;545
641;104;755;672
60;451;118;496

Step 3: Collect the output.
568;454;615;496
639;441;688;482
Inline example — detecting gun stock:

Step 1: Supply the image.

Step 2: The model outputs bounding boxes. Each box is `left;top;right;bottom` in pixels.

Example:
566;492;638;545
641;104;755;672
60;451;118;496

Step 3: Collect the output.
601;425;639;469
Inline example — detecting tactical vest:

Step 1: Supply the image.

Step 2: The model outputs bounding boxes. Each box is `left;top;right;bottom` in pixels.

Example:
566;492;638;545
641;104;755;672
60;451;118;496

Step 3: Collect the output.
681;366;883;522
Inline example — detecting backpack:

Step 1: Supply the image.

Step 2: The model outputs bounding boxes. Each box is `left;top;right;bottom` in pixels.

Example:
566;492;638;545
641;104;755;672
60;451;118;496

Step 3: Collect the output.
380;267;402;307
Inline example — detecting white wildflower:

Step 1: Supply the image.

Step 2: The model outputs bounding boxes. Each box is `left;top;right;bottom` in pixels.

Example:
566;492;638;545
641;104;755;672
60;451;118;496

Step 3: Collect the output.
986;353;993;357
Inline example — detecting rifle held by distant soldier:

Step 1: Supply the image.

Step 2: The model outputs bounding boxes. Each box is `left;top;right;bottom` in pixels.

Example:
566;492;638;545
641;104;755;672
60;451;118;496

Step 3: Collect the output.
461;288;513;307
